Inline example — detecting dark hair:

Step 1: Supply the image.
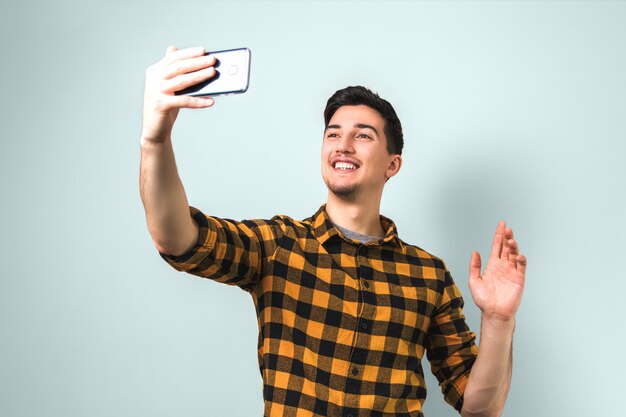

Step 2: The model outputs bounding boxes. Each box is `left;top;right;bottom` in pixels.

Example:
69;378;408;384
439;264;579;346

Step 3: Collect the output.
324;86;404;155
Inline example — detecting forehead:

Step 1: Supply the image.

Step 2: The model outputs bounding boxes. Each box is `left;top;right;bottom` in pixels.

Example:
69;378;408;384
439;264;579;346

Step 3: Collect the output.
328;105;385;129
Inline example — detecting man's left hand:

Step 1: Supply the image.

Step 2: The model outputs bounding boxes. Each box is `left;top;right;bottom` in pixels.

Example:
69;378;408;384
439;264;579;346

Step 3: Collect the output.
469;221;527;321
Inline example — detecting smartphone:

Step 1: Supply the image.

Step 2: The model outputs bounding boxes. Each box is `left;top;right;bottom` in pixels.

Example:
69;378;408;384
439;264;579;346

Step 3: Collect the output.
175;47;251;97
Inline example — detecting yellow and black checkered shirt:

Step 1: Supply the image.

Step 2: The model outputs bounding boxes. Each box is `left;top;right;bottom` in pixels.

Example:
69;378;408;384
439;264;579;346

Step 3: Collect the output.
160;205;478;417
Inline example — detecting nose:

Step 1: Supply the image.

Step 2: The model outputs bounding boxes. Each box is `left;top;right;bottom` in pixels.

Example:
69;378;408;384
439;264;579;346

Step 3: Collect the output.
336;134;355;154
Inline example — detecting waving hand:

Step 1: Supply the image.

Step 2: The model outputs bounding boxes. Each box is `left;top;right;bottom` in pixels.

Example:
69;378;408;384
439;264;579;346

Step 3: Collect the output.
469;222;527;321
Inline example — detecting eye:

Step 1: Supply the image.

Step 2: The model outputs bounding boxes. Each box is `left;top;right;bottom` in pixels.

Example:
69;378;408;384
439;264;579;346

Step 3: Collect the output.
357;133;372;139
325;132;340;139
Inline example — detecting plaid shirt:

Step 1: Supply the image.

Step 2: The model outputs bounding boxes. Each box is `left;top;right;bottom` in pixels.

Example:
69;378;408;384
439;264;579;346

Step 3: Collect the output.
160;205;478;417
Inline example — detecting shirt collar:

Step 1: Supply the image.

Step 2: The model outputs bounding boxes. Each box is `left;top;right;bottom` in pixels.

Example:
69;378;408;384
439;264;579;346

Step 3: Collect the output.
309;204;404;249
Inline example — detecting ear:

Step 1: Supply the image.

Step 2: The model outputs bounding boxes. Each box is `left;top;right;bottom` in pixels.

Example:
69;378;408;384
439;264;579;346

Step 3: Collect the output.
385;155;402;180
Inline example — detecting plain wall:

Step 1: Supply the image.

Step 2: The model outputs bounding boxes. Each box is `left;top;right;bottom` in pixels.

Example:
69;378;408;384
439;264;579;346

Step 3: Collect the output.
1;1;625;416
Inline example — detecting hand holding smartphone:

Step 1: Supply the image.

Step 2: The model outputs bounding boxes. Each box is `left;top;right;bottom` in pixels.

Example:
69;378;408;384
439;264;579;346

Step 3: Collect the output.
141;46;250;145
175;47;251;97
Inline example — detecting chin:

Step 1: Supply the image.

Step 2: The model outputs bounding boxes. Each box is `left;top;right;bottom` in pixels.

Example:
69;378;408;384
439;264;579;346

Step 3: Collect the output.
327;182;361;201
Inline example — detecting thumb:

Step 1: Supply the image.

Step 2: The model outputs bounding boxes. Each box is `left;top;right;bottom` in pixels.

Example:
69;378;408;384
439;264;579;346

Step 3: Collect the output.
469;251;481;281
166;45;178;55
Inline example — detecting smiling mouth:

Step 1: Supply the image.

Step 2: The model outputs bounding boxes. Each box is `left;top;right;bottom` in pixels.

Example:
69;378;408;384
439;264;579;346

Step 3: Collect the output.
333;161;358;171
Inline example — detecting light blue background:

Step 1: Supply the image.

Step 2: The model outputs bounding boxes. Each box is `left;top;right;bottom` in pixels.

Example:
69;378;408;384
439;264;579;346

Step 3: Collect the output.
1;1;625;416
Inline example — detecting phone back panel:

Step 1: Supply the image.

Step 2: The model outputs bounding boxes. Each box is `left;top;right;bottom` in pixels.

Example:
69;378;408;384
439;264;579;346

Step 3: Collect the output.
175;47;251;97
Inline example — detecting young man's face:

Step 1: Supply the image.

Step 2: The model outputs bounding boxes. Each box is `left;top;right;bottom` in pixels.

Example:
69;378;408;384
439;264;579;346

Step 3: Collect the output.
321;105;401;202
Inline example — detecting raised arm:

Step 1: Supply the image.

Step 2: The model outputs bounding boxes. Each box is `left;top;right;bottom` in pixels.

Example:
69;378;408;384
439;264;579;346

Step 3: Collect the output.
139;46;216;256
461;222;527;417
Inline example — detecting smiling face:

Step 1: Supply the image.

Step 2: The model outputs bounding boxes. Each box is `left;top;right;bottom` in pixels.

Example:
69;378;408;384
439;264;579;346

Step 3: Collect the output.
321;105;402;202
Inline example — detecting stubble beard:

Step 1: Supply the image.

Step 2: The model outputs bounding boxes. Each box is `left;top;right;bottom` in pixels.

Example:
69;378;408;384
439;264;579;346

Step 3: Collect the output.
326;179;361;202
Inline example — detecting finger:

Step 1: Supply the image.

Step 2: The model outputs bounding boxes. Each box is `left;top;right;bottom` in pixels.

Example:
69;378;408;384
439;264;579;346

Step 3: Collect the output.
162;54;217;80
162;67;217;94
166;95;215;109
469;251;482;281
507;238;519;258
161;46;206;66
501;233;511;260
515;254;527;274
490;221;506;259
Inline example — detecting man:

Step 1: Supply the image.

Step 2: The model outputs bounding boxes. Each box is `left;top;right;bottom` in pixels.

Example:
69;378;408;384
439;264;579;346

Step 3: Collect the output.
140;46;527;417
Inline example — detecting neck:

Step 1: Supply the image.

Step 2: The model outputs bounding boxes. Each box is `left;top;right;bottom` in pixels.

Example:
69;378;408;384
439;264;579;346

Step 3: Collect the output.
325;191;385;237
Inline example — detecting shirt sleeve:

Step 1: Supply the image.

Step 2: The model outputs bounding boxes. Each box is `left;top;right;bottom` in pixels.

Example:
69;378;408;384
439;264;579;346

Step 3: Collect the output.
426;268;479;412
158;206;285;292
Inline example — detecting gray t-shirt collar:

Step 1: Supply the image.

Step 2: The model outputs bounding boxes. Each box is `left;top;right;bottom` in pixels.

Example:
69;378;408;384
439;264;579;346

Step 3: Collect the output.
332;222;382;244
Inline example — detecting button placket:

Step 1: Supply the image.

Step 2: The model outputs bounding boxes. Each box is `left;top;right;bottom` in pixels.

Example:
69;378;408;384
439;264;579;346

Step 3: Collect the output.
344;244;372;409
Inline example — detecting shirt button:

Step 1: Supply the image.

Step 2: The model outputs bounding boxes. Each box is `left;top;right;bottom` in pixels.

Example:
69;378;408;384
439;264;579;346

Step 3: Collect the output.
361;322;368;330
352;367;359;376
363;280;370;288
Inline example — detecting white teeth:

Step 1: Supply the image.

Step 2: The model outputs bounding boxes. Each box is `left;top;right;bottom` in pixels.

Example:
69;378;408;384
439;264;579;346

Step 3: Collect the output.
335;162;356;170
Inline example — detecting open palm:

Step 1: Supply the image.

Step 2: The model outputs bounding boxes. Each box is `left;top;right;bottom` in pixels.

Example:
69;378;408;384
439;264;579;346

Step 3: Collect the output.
469;222;527;320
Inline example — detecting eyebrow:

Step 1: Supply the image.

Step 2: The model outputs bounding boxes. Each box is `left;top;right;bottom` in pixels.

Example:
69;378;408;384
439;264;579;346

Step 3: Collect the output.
325;123;379;136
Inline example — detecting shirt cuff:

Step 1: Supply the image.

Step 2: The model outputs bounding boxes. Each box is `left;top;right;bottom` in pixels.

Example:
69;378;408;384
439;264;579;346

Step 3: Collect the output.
158;206;217;272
